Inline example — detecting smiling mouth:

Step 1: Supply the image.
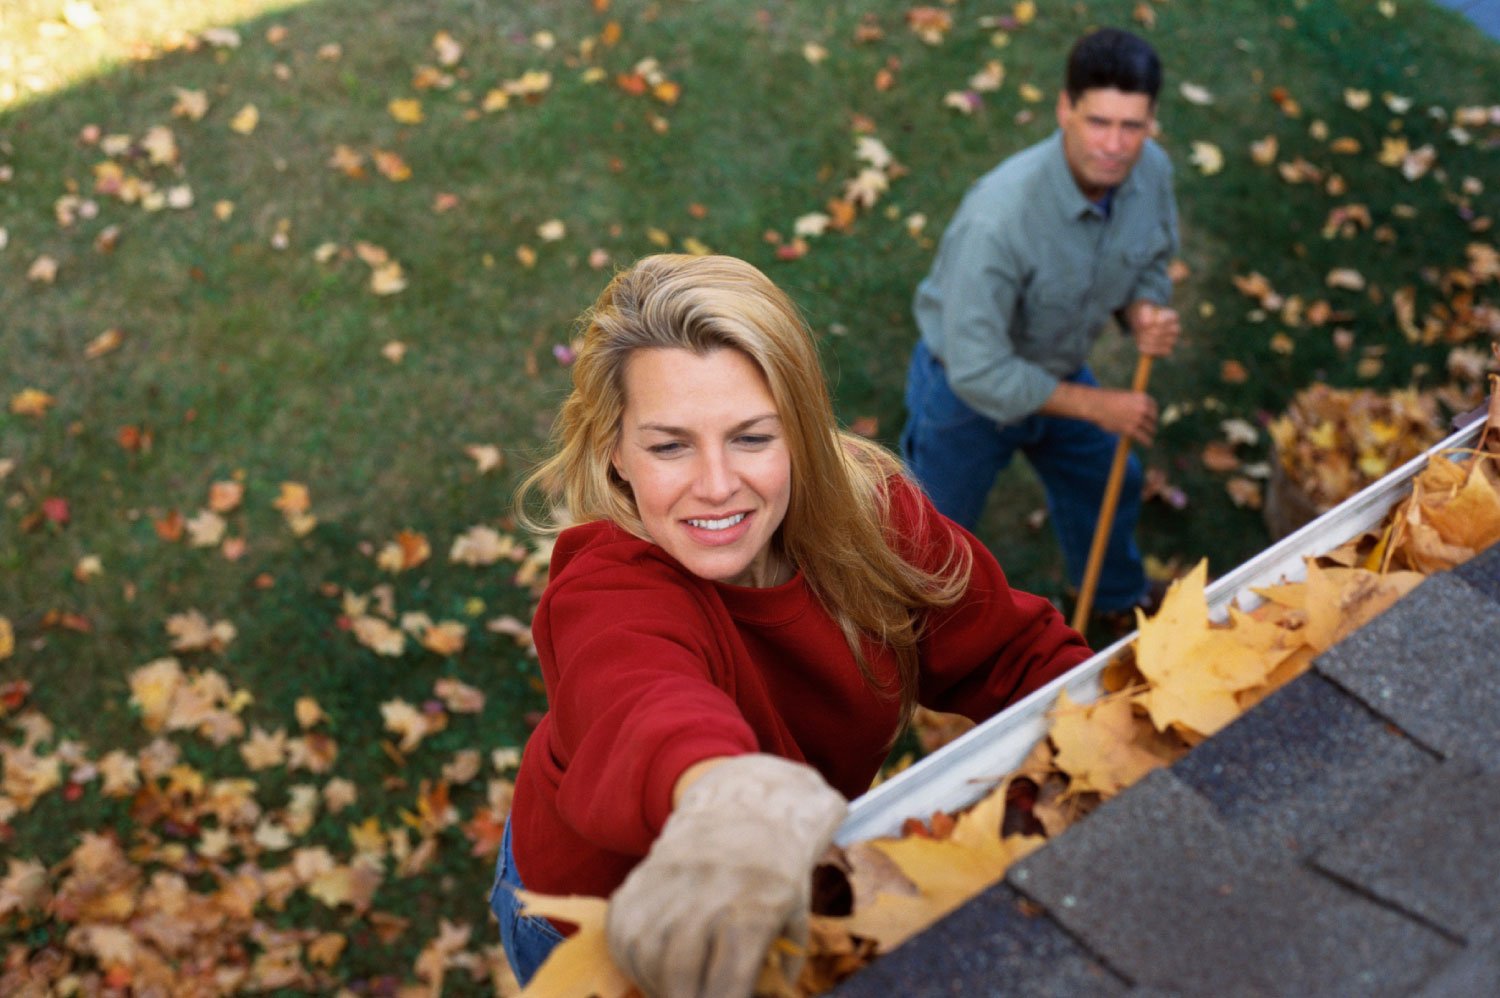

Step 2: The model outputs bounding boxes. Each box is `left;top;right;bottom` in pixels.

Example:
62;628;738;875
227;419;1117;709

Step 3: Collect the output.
686;513;747;531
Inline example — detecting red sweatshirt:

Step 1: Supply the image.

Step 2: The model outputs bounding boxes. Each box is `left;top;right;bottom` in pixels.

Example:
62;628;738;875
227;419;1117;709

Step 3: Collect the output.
509;476;1091;900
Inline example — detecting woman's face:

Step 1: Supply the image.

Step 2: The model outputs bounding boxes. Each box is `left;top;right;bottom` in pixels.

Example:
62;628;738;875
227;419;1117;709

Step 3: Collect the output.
611;347;792;588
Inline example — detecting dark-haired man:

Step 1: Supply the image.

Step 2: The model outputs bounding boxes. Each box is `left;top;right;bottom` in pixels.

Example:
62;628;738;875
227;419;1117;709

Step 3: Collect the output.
899;26;1181;627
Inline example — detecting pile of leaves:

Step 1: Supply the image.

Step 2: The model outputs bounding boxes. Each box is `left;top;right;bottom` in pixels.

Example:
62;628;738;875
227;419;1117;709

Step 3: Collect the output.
516;378;1500;997
1267;383;1446;512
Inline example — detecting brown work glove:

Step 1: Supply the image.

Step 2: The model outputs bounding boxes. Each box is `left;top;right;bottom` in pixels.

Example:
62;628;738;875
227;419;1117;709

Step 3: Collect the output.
605;754;847;998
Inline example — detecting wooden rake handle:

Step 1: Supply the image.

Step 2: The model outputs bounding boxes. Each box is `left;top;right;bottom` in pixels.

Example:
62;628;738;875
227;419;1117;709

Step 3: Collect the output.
1070;353;1154;633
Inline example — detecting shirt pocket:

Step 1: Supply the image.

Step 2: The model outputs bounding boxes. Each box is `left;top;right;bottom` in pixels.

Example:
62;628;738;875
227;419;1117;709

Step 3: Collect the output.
1110;228;1173;301
1019;283;1085;353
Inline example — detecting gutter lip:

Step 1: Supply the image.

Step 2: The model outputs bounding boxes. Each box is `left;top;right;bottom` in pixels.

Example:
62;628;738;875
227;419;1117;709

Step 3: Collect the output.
837;415;1486;846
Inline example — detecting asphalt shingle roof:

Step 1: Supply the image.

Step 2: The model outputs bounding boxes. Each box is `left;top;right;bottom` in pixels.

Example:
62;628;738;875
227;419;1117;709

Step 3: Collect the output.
833;540;1500;997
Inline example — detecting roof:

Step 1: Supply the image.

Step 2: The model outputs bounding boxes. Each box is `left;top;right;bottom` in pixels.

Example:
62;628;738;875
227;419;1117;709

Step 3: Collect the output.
833;538;1500;996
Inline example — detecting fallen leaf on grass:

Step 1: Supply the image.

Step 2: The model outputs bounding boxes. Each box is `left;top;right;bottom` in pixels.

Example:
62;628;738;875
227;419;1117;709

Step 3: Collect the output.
388;98;423;124
84;328;124;358
1190;141;1224;175
28;255;59;283
11;389;56;416
1180;82;1214;105
1201;440;1240;472
377;530;431;572
229;104;259;134
421;621;467;656
165;610;237;653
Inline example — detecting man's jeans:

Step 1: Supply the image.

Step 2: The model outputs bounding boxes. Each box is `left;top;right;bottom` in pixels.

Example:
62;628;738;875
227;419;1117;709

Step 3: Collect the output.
490;819;564;986
900;340;1147;613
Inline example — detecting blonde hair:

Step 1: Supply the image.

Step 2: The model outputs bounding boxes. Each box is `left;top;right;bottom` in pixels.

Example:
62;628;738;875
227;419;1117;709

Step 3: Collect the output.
517;254;972;719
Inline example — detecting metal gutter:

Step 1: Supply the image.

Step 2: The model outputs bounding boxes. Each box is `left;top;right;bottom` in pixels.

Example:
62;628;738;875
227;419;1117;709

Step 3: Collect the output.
836;417;1485;846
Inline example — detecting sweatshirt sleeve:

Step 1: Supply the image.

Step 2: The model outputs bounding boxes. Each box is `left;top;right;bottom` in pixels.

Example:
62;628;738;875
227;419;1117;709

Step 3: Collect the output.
887;478;1094;718
532;545;759;857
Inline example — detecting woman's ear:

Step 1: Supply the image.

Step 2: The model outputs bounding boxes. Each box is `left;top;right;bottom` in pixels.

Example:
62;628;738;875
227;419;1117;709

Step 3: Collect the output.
610;443;629;484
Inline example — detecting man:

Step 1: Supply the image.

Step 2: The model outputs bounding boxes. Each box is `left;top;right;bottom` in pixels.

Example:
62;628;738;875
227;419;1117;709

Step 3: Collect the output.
899;26;1181;627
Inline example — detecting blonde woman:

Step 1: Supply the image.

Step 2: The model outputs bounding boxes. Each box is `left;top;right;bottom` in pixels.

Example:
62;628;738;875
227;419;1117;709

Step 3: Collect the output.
492;254;1091;996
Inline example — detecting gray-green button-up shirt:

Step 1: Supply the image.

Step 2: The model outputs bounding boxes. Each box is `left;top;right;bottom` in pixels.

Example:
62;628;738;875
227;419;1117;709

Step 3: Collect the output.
913;131;1178;426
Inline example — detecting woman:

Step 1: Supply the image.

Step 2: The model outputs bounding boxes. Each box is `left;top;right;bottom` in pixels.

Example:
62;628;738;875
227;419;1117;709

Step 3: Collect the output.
492;254;1092;996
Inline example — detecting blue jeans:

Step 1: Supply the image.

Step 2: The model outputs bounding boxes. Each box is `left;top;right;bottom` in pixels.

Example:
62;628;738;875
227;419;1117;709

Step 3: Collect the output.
900;340;1147;613
490;819;564;986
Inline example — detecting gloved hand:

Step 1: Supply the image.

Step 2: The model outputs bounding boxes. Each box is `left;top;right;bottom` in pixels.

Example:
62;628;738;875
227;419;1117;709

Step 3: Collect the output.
606;754;848;998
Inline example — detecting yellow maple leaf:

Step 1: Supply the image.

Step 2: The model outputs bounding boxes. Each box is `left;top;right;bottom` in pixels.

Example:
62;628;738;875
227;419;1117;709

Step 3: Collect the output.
185;508;227;547
307;932;347;967
1130;561;1300;741
84;327;124;359
450;525;514;565
370;260;408;295
382;699;433;752
515;893;636;998
435;677;486;713
165;609;236;652
208;480;244;513
1421;457;1500;551
0;858;50;917
373;149;411;181
388;98;424;124
1190;140;1224;176
307;866;355;908
1302;561;1424;654
128;657;184;731
353;616;406;656
422;620;467;656
464;443;503;474
96;750;140;797
10;388;56;416
1048;690;1176;798
840;781;1043;950
172;87;209;120
273;482;311;514
229;104;259;134
0;616;12;660
240;726;289;770
324;778;358;813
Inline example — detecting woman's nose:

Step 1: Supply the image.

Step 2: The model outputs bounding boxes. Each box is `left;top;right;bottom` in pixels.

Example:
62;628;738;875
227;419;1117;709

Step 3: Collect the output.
693;451;737;501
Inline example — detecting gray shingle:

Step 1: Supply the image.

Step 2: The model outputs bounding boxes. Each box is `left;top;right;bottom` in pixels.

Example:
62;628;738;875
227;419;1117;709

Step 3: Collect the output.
1453;540;1500;604
1313;761;1500;938
1315;573;1500;769
1172;672;1437;853
1005;770;1459;995
829;881;1126;997
1410;918;1500;998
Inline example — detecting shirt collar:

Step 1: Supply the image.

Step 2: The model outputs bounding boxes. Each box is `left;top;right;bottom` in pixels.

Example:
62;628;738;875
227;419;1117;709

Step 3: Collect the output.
1046;129;1141;220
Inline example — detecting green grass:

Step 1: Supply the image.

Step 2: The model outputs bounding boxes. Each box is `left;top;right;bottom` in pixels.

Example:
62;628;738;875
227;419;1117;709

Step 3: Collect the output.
1;0;1497;990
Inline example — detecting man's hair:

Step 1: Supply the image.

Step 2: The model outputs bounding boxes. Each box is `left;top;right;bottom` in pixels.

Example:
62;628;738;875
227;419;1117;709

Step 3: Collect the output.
1064;27;1162;102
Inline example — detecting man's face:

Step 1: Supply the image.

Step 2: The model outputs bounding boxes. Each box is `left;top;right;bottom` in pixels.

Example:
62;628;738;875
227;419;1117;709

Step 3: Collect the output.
1056;87;1156;200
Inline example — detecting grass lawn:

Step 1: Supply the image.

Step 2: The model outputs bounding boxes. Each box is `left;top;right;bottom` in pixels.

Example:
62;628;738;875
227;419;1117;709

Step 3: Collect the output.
1;0;1497;991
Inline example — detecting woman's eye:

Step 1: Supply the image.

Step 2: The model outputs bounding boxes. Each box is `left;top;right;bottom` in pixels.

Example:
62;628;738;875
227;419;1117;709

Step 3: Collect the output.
737;435;772;447
647;442;684;456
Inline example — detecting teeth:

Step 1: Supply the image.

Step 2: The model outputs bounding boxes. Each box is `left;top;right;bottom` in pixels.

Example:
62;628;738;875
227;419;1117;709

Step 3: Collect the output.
688;513;746;531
